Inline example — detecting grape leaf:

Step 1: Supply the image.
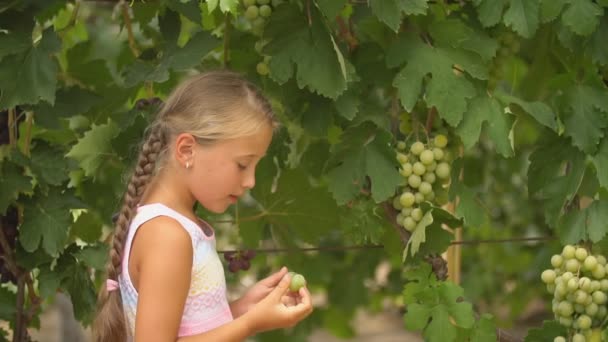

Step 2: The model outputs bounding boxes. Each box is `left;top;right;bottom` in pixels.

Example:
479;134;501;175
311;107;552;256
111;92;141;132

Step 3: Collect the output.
338;200;391;244
37;263;63;299
494;91;557;132
66;120;119;178
0;161;32;215
0;287;16;321
0;30;31;59
33;87;101;129
473;0;507;28
73;243;109;270
264;4;347;99
590;17;608;65
449;175;486;229
528;137;578;195
587;200;608;242
593;137;608;189
524;320;568;341
315;0;347;19
370;0;429;32
421;282;475;342
540;0;567;23
17;142;70;187
326;122;401;204
247;167;340;244
387;33;476;127
557;210;587;244
59;260;97;324
562;85;608;154
335;89;360;121
503;0;540;38
429;19;499;62
561;0;602;36
456;95;514;157
20;189;82;256
470;314;497;342
0;28;60;108
404;303;431;330
403;210;433;261
70;210;104;243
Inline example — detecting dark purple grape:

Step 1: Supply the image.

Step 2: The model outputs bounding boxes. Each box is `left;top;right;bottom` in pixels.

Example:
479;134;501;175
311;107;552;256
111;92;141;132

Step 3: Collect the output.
239;259;251;271
223;251;236;262
135;98;149;110
228;260;240;273
242;249;256;260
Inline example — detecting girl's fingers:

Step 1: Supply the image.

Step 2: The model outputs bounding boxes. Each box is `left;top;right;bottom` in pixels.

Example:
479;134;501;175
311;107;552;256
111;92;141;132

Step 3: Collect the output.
259;266;288;286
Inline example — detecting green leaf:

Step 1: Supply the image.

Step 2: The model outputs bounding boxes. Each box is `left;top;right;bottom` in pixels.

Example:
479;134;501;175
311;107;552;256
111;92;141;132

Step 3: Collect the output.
439;282;475;329
0;161;32;215
561;0;602;36
70;210;104;243
370;0;403;32
456;95;514;157
404;303;431;330
587;200;608;243
66;120;119;178
403;210;433;261
16;143;70;187
37;263;62;298
60;261;97;324
33;87;101;129
494;91;557;131
326;123;401;204
429;19;499;62
450;180;486;229
0;28;60;108
73;243;109;270
562;85;608;154
593;137;608;189
338;200;391;244
387;34;476;127
424;306;456;342
590;17;608;65
503;0;540;38
0;30;31;59
166;30;220;70
474;0;507;27
0;287;16;321
557;209;587;244
264;4;347;99
524;320;568;341
315;0;347;19
20;189;81;255
470;314;497;342
335;89;360;120
248;167;340;244
540;0;567;23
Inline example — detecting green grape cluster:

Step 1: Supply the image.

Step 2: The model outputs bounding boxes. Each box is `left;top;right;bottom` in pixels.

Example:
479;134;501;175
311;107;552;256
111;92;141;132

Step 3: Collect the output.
242;0;281;36
392;134;451;232
542;245;608;342
488;30;520;90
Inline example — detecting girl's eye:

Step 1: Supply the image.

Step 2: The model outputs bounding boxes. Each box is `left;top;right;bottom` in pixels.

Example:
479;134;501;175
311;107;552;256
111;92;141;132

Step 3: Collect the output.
237;163;247;170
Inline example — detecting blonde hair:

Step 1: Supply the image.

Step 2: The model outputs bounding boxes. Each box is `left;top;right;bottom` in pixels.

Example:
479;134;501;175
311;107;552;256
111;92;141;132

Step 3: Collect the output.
92;70;277;342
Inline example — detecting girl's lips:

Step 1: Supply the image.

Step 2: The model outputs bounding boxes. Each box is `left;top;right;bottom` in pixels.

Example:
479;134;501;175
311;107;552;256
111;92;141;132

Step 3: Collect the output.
229;195;238;203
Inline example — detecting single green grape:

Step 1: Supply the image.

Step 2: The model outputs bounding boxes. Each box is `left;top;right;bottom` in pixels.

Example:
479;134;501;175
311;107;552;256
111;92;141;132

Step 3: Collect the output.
419;150;434;165
435;162;450;179
245;5;259;19
259;4;272;17
541;269;556;284
400;192;415;208
413;162;426;176
432;147;444;161
410;141;425;155
243;0;257;6
408;174;421;188
290;273;306;292
256;62;269;76
257;0;270;4
410;208;423;222
433;134;448;148
562;245;576;259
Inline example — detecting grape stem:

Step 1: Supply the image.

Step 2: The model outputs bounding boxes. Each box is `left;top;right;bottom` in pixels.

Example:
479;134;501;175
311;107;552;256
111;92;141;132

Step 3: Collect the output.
21;112;33;157
7;108;16;147
121;1;140;57
425;107;436;134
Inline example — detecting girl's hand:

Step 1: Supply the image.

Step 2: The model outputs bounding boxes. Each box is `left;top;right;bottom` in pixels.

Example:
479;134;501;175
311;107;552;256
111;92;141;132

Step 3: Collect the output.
243;272;314;334
231;267;289;317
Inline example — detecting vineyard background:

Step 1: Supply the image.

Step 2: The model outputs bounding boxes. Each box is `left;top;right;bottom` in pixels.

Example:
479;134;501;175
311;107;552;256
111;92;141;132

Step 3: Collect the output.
1;0;608;341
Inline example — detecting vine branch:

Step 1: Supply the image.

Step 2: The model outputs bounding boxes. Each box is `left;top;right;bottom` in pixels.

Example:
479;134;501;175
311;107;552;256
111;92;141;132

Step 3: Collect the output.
121;1;140;57
223;13;231;68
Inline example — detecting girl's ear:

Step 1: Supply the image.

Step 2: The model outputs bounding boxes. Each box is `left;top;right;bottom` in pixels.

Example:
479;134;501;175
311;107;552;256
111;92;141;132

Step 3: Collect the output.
174;133;197;167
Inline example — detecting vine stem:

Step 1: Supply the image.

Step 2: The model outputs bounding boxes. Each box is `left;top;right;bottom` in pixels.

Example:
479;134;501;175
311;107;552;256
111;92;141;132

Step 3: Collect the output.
121;1;140;57
425;107;436;133
306;0;312;27
21;112;33;157
217;237;556;255
8;108;16;147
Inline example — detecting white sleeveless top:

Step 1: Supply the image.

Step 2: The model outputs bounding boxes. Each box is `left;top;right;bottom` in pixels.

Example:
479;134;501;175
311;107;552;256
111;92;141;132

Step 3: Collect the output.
118;203;233;339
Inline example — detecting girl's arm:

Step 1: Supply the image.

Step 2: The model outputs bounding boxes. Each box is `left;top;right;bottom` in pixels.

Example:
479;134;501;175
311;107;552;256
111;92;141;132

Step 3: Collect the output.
132;218;312;342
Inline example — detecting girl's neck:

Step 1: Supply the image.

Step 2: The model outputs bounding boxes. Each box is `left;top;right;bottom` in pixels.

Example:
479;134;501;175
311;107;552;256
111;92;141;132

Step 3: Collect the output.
140;169;196;216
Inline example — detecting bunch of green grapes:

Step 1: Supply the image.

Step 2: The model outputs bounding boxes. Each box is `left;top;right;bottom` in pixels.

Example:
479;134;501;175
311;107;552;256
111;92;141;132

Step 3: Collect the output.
488;30;520;90
392;134;451;232
242;0;282;36
542;245;608;342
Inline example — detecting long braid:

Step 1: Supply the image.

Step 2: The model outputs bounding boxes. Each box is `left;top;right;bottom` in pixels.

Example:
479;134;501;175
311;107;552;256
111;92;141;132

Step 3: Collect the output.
93;124;165;342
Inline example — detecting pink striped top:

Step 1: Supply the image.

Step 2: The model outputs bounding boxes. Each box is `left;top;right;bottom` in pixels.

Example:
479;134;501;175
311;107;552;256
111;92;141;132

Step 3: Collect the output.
118;203;233;339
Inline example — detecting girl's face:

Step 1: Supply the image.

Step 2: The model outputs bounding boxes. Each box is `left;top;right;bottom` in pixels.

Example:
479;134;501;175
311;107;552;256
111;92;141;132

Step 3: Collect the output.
186;123;273;213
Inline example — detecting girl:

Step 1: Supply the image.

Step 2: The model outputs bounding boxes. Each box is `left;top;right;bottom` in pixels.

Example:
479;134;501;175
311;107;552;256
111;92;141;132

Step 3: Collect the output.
93;71;313;342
